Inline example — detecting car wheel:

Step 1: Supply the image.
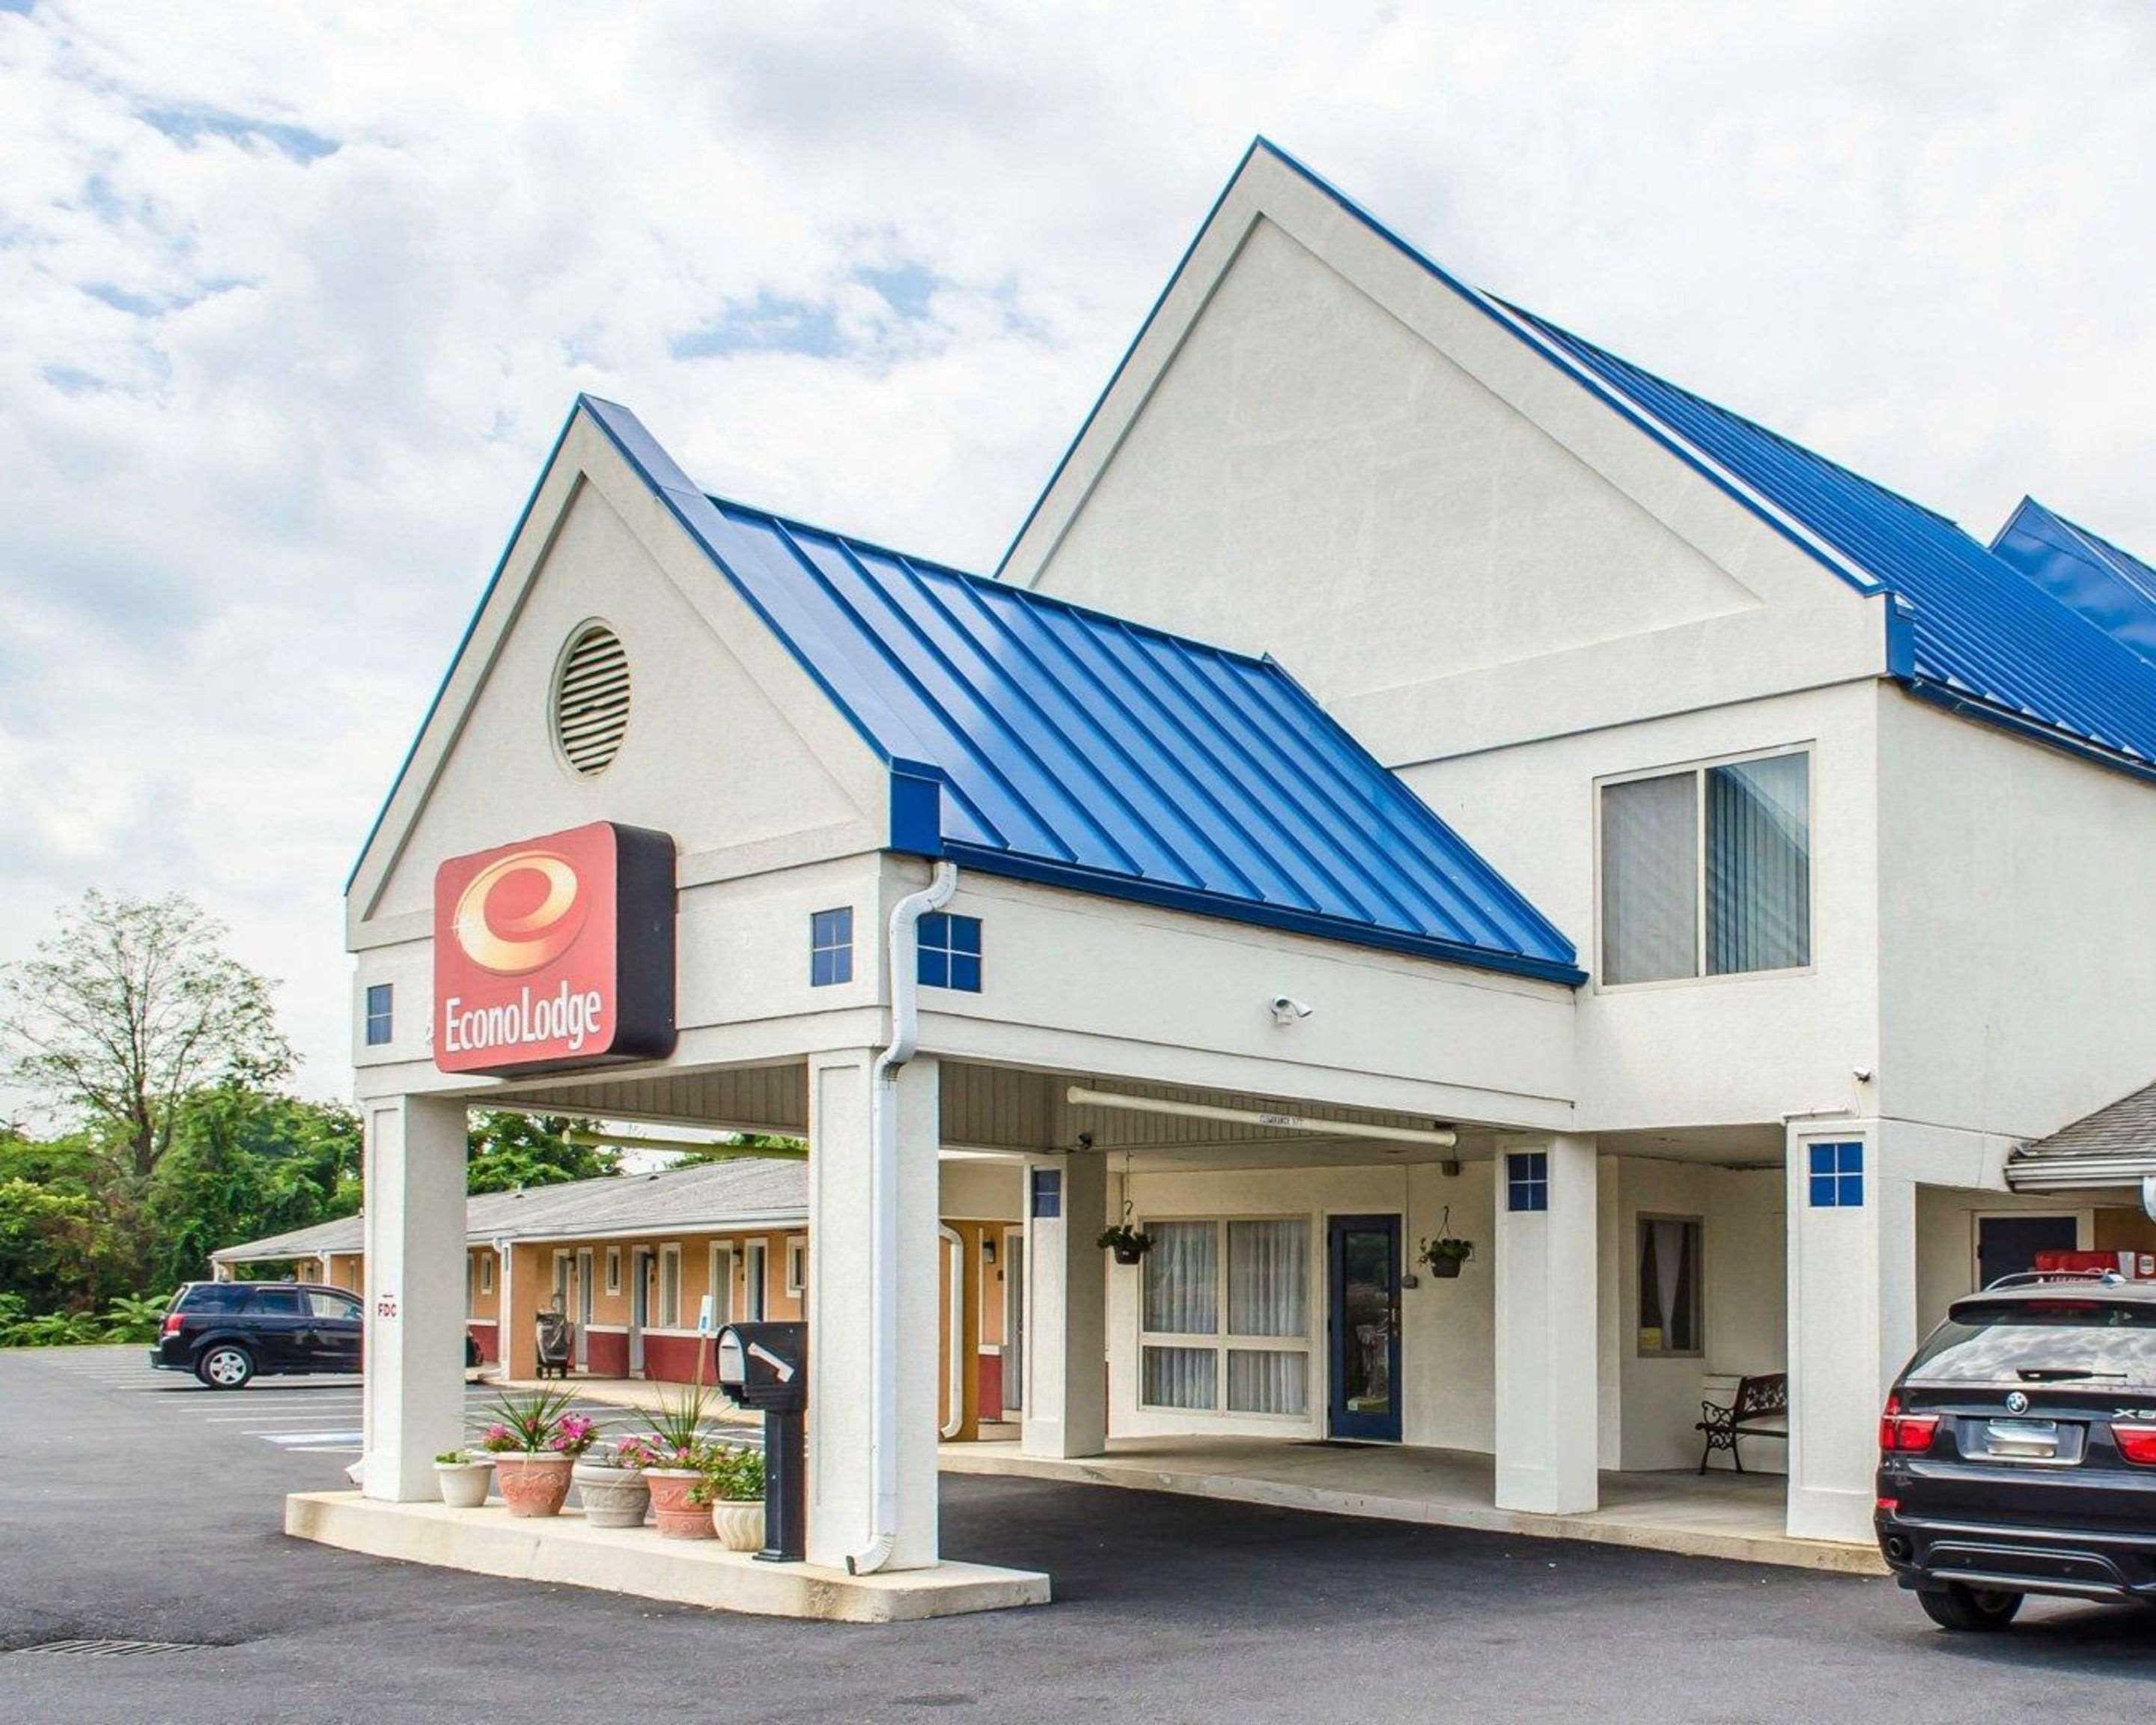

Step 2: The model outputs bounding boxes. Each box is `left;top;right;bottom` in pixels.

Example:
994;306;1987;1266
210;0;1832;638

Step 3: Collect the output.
1917;1583;2023;1631
195;1343;255;1390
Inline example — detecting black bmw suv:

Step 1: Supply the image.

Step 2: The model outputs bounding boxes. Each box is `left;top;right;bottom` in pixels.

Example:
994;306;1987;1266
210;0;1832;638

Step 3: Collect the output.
1876;1274;2156;1629
151;1280;363;1390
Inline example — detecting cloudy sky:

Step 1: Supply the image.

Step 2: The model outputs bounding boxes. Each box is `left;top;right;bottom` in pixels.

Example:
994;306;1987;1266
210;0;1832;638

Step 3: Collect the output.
3;1;2151;1101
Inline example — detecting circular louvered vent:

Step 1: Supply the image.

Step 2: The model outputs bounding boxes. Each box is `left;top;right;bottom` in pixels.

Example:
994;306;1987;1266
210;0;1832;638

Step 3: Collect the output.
552;623;630;775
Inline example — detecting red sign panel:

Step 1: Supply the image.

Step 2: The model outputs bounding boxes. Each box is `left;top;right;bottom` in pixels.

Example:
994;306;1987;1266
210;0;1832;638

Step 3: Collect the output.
433;821;676;1075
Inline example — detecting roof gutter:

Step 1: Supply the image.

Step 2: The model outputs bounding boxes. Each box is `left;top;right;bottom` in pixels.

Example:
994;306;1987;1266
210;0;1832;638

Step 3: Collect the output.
2004;1153;2156;1193
849;858;958;1577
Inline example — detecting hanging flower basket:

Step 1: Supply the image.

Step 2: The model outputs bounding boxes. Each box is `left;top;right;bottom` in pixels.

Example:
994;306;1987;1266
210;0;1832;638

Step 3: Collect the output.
1421;1237;1473;1280
1098;1225;1153;1266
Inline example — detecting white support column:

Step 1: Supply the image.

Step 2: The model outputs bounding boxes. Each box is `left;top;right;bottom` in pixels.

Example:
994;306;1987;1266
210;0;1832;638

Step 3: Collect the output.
360;1093;468;1502
1494;1134;1599;1515
806;1049;943;1572
1022;1150;1106;1459
1786;1119;1910;1542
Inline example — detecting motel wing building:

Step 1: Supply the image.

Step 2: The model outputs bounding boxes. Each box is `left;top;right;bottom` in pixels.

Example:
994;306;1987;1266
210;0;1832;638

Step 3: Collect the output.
344;141;2156;1570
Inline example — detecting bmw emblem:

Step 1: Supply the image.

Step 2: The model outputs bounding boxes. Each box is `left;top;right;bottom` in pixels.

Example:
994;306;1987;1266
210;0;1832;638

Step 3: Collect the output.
2006;1391;2029;1414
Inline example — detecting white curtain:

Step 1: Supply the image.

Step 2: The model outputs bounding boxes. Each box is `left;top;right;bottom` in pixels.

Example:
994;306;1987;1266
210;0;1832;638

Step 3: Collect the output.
1227;1348;1308;1415
1142;1345;1217;1410
1601;773;1698;983
1228;1220;1307;1338
1707;754;1809;974
1143;1221;1217;1336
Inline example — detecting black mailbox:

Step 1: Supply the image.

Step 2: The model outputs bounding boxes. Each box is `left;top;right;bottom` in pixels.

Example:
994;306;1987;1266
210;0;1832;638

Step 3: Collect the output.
714;1321;806;1410
714;1321;806;1563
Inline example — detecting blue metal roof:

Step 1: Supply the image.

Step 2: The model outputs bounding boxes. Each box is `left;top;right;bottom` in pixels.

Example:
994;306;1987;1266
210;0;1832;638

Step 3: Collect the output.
582;396;1583;985
1991;496;2156;670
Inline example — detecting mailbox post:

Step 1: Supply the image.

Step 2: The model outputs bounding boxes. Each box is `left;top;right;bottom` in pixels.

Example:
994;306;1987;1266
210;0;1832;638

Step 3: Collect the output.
714;1321;806;1563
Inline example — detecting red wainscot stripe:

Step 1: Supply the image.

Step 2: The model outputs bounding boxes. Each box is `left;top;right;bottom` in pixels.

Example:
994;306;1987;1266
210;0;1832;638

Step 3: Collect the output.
466;1321;499;1365
640;1331;708;1384
585;1327;630;1378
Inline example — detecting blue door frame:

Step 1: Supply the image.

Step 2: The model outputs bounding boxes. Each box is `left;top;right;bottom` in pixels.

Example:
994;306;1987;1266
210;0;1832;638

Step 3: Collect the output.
1328;1214;1403;1442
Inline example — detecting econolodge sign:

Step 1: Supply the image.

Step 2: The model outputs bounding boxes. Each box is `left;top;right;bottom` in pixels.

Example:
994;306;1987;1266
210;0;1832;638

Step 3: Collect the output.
432;821;676;1075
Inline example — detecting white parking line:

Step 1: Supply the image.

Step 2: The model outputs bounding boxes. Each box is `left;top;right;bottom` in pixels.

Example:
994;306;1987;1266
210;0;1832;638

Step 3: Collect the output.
261;1431;364;1445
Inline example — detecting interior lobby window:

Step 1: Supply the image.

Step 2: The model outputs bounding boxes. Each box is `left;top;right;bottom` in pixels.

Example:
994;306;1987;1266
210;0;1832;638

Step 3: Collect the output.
1601;749;1809;985
1637;1217;1703;1356
1140;1218;1310;1417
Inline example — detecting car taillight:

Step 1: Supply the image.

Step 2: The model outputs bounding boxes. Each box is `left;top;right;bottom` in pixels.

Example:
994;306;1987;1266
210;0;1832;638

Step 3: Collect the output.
161;1312;184;1336
2113;1423;2156;1465
1879;1393;1939;1454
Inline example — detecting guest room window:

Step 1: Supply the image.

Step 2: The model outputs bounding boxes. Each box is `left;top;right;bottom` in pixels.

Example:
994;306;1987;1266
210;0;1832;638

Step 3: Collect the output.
1139;1218;1310;1417
1600;748;1811;985
1637;1217;1703;1356
809;907;853;987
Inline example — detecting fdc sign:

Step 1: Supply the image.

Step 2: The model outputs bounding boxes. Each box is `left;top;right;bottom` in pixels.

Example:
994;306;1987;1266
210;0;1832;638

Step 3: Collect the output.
432;821;677;1075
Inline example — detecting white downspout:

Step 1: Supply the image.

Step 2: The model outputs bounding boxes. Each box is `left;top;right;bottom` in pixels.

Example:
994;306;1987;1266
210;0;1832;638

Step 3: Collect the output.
848;858;957;1576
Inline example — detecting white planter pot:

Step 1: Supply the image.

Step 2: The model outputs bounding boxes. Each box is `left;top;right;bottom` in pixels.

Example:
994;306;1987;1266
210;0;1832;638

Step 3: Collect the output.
710;1499;765;1553
573;1461;652;1530
434;1461;494;1509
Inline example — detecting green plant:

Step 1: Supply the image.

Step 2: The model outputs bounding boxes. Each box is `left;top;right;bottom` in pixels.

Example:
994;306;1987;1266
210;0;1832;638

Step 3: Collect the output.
640;1384;717;1466
435;1449;475;1466
1097;1223;1152;1255
689;1445;765;1506
471;1387;600;1455
100;1292;171;1343
1;1310;103;1348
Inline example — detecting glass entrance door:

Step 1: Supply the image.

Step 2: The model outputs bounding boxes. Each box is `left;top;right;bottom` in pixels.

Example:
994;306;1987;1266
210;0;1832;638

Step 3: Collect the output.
1328;1214;1402;1442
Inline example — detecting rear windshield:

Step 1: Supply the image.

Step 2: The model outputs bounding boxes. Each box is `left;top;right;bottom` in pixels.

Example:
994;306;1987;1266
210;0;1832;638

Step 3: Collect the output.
1909;1300;2156;1387
176;1283;254;1313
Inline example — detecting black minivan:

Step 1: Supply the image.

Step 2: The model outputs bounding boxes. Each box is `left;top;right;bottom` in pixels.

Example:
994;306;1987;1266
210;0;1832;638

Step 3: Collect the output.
151;1281;363;1390
1876;1273;2156;1629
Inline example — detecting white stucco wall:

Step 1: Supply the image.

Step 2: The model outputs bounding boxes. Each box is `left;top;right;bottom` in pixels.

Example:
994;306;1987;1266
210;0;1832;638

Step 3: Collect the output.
1878;691;2156;1140
1411;681;1881;1133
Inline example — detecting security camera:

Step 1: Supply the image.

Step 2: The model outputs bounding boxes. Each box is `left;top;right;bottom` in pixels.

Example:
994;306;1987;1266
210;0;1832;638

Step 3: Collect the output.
1269;995;1313;1026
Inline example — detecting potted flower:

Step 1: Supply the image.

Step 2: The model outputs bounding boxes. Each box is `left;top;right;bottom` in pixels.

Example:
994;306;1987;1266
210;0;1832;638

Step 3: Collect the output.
1420;1235;1474;1280
691;1444;767;1552
433;1447;493;1509
573;1434;657;1530
639;1385;720;1539
1097;1223;1153;1266
472;1388;599;1517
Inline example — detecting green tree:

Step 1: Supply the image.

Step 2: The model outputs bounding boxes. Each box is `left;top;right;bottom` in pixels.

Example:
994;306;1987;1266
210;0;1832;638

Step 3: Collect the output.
466;1111;618;1193
141;1087;362;1291
1;892;293;1182
664;1131;805;1164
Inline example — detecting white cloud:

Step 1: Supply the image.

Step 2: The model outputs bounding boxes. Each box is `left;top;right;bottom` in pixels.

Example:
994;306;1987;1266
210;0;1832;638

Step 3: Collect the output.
1;0;2151;1098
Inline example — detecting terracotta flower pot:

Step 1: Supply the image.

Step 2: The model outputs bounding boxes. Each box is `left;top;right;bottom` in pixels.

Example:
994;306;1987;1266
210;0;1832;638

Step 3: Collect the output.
710;1499;765;1553
645;1467;715;1539
573;1461;651;1530
435;1460;494;1509
492;1453;574;1518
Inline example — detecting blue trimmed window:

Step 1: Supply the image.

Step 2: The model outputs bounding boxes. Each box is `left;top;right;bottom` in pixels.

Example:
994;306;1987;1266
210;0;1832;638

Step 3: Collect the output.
810;907;853;987
364;984;393;1047
1506;1151;1549;1213
918;913;982;992
1809;1141;1864;1208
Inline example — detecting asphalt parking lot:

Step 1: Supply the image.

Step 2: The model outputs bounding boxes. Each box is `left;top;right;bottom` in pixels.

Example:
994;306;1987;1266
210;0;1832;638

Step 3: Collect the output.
0;1347;2149;1724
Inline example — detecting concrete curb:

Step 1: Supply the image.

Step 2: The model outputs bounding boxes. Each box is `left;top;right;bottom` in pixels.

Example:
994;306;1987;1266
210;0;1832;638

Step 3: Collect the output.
286;1492;1050;1621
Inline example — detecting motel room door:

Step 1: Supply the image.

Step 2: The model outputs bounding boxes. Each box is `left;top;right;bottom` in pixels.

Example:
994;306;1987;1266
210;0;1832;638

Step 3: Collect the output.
630;1248;652;1375
575;1249;594;1372
1329;1215;1402;1442
1976;1214;2080;1289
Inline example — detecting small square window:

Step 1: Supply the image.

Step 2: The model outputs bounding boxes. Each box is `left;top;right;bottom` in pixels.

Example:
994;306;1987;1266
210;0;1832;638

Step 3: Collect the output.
1506;1151;1550;1213
810;907;853;988
479;1254;494;1294
919;913;983;993
605;1247;621;1293
1808;1140;1864;1208
364;983;393;1047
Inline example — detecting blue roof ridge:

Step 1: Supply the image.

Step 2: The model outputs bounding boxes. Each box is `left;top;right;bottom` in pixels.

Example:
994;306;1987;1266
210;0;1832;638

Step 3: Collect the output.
1493;300;1969;538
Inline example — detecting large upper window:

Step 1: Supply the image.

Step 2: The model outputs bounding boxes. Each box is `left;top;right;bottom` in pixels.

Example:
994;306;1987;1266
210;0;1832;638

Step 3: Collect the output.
1636;1217;1703;1356
1139;1218;1310;1417
1600;749;1810;985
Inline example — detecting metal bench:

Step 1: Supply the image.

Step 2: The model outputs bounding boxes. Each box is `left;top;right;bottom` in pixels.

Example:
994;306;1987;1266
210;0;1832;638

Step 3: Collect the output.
1696;1372;1788;1474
